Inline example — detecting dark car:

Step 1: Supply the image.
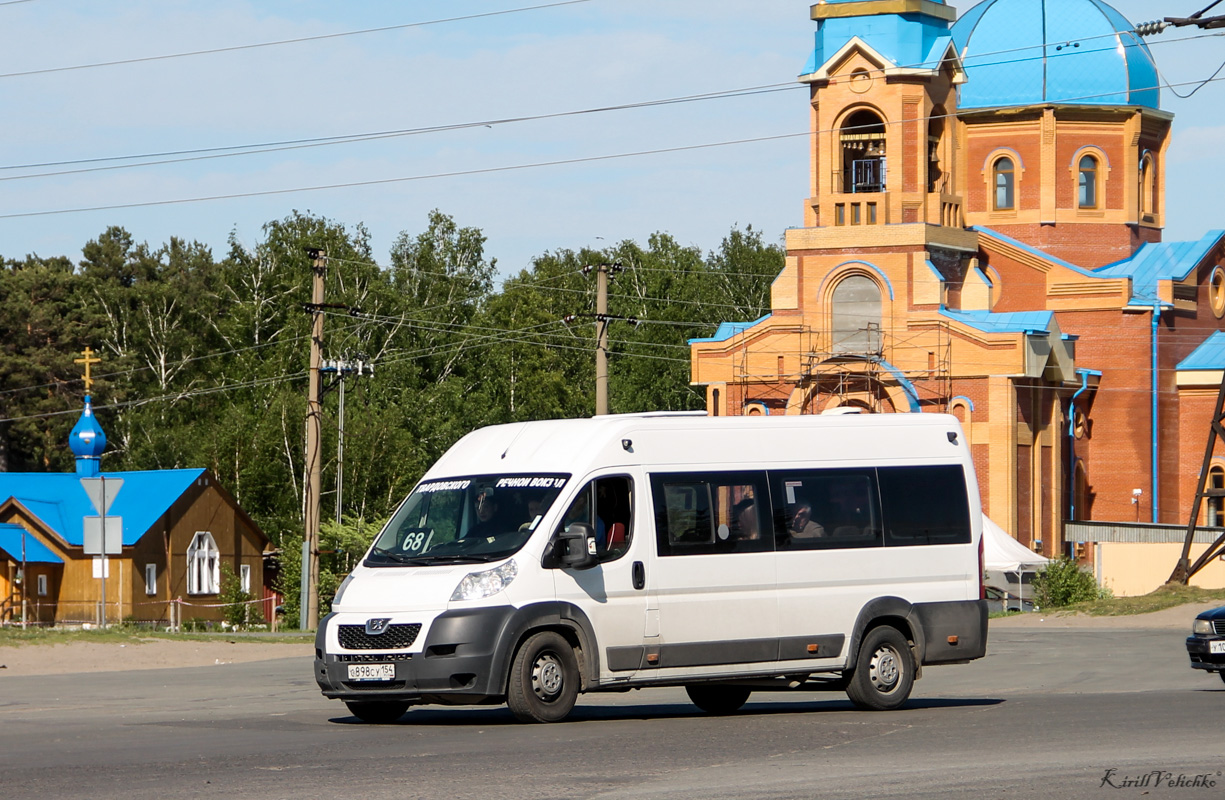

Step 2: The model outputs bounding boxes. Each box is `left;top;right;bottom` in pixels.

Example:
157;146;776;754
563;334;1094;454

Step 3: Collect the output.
985;585;1036;614
1185;606;1225;683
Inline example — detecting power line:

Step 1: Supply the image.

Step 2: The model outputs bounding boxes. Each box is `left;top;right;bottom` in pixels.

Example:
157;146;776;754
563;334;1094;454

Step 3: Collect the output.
0;1;593;80
3;66;1222;223
3;25;1218;182
0;85;797;178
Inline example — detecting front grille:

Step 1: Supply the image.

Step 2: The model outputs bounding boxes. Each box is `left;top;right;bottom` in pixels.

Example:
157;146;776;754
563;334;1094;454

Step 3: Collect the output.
335;653;414;663
338;623;421;650
1214;620;1225;636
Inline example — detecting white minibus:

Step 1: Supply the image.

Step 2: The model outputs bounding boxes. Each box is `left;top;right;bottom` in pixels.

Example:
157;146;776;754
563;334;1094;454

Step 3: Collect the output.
314;412;988;723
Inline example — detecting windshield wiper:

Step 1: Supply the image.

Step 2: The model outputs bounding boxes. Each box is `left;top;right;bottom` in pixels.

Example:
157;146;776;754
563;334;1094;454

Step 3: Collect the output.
366;550;493;566
368;546;420;564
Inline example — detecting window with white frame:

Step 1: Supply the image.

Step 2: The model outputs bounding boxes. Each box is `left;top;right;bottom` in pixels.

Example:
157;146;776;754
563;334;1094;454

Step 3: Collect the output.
187;532;220;595
240;564;252;594
37;574;47;596
1078;155;1099;208
145;563;157;595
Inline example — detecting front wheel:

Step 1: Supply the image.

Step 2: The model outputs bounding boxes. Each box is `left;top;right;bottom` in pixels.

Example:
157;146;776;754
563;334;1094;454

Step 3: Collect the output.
1219;670;1225;686
344;700;409;724
507;631;580;723
845;626;914;711
685;684;752;715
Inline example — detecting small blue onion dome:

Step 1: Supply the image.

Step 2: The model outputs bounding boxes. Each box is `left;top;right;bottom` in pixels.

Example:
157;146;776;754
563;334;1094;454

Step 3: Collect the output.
69;395;107;459
952;0;1160;110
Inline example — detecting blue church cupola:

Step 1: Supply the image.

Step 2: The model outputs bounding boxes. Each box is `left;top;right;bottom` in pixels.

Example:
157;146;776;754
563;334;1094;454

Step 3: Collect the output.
802;0;957;78
69;395;107;477
68;347;106;477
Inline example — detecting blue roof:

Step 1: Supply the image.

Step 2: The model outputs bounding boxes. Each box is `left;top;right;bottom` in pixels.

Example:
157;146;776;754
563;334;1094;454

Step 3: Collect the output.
0;469;204;547
0;523;62;564
802;3;953;77
941;308;1053;334
689;315;772;344
1178;332;1225;371
952;0;1160;110
1094;231;1225;304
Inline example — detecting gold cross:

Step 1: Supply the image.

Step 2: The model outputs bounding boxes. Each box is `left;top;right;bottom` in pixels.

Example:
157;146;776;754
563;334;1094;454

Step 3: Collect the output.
74;346;101;393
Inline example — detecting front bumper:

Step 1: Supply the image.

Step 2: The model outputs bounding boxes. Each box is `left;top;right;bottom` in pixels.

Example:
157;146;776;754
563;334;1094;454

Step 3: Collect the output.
314;606;517;702
1185;634;1225;671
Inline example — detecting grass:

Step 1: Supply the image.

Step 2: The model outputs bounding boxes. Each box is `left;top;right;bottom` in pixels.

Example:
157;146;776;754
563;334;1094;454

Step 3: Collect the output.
1052;583;1225;617
0;626;313;648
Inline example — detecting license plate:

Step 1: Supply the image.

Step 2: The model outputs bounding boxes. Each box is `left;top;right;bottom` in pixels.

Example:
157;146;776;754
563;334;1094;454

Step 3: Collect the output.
1210;641;1225;655
347;663;395;681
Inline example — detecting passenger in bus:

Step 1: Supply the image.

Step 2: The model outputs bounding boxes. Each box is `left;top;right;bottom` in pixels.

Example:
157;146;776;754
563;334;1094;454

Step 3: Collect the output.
467;488;502;538
788;501;825;538
518;498;544;532
733;498;760;540
825;481;870;536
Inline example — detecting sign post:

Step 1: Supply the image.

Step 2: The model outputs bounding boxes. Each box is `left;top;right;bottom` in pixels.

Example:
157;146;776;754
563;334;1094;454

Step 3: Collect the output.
80;477;122;627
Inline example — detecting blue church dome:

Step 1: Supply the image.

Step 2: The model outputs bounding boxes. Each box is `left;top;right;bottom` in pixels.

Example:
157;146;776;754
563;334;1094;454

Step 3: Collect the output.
951;0;1160;110
69;395;106;476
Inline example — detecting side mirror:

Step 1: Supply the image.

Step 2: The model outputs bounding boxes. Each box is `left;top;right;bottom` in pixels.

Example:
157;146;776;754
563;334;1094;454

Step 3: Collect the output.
557;522;597;570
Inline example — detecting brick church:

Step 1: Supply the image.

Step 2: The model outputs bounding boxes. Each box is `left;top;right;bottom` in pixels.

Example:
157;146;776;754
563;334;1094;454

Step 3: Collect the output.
690;0;1225;561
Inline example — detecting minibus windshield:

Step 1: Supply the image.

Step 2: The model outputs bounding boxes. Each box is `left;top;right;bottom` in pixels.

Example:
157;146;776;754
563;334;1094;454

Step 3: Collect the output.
365;474;570;566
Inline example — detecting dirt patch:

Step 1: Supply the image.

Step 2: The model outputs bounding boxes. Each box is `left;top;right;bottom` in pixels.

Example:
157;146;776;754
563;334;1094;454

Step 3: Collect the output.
0;638;313;677
990;600;1220;630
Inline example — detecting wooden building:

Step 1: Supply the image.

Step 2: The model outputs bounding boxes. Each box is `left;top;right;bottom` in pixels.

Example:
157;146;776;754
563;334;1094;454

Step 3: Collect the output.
0;395;270;627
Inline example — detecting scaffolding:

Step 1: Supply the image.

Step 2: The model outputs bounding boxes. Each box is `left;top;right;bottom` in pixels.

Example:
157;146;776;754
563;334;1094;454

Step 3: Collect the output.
724;321;953;415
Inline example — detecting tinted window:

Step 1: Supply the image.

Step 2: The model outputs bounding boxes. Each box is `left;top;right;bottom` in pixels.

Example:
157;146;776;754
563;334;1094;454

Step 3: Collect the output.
651;472;772;556
771;469;882;550
877;465;971;545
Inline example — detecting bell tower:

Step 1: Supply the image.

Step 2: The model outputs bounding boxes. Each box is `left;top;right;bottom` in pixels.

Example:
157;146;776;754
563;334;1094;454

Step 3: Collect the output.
799;0;966;232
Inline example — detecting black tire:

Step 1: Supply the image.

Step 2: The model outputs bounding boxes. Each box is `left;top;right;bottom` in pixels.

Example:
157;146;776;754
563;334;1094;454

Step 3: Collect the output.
507;631;580;723
845;626;914;711
1219;671;1225;686
685;684;752;715
344;700;409;724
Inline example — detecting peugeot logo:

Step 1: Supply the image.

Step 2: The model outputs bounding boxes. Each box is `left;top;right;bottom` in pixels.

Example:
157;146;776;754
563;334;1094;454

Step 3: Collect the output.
365;618;392;635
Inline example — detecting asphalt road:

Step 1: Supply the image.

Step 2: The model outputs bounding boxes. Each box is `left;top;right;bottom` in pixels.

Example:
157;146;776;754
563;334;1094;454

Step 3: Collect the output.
2;626;1222;800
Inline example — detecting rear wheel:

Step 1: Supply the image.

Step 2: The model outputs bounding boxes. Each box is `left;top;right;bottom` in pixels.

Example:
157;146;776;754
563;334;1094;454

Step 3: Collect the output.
1219;671;1225;686
845;626;914;711
507;631;580;723
685;684;752;715
344;700;409;724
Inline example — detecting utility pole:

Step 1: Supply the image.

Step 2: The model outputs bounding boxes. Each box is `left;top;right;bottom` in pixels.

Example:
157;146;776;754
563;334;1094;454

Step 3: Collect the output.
595;263;610;416
1168;372;1225;584
565;263;636;417
301;248;326;632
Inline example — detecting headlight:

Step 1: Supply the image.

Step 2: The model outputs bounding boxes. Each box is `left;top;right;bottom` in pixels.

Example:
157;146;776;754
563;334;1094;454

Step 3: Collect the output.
1193;618;1214;635
451;559;518;601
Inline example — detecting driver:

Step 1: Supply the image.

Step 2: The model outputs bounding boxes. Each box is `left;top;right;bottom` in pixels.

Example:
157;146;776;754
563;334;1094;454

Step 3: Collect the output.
467;487;502;538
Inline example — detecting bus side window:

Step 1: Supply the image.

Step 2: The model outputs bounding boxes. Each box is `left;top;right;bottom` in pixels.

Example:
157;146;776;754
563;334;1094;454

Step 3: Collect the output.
877;465;971;545
652;472;773;556
772;469;882;550
595;476;634;560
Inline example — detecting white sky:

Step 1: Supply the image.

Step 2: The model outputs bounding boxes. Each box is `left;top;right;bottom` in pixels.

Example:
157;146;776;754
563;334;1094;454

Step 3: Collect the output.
0;0;1221;276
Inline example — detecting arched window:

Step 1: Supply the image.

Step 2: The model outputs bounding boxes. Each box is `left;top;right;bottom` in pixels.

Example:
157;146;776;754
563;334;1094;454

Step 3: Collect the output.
1078;155;1098;208
831;275;882;354
993;157;1015;210
1209;466;1225;527
1140;154;1155;216
841;110;886;193
927;110;945;194
187;531;220;595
